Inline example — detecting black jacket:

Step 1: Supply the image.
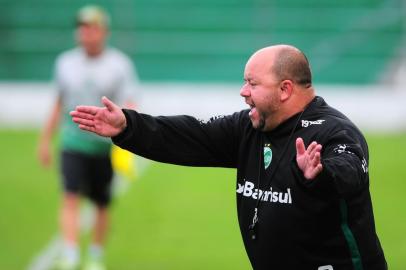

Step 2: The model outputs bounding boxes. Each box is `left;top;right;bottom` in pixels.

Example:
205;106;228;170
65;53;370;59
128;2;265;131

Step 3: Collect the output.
113;96;386;270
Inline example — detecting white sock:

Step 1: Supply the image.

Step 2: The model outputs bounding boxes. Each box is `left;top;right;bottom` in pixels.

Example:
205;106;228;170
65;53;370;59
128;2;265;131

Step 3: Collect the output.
88;244;103;261
62;242;79;264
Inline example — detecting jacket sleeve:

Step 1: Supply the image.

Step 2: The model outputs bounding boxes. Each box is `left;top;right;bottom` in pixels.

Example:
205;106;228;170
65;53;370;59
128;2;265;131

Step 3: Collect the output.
112;109;241;168
294;128;369;197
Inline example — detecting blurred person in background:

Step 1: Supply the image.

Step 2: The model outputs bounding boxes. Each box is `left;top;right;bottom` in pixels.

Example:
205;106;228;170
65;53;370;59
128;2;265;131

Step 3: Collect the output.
70;45;386;270
38;5;139;270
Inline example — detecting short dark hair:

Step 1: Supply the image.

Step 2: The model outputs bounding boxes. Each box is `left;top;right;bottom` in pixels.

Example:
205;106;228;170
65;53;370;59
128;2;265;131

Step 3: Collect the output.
272;47;312;87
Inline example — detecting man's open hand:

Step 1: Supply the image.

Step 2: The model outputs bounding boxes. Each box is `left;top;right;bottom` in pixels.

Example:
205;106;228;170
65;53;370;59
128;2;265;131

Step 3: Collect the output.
70;96;127;137
296;137;323;180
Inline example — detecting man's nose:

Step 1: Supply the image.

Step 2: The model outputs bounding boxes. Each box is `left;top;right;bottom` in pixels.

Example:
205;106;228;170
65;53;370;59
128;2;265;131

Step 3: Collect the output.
240;83;250;97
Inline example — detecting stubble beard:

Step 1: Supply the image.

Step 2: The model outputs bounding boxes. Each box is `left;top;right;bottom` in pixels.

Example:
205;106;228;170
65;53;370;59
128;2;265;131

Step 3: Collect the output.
251;112;266;131
250;95;280;131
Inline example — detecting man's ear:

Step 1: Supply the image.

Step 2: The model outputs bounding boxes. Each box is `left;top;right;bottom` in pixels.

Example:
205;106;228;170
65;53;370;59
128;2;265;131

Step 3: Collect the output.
280;80;293;102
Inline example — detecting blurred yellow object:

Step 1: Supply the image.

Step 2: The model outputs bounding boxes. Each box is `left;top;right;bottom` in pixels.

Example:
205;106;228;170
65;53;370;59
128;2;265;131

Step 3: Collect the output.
111;145;136;181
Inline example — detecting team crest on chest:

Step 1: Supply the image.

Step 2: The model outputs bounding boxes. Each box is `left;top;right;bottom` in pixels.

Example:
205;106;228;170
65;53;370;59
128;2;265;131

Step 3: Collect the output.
263;143;272;169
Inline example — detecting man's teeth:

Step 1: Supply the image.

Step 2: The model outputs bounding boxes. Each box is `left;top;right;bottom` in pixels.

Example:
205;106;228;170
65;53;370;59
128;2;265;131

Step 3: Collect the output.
249;107;256;116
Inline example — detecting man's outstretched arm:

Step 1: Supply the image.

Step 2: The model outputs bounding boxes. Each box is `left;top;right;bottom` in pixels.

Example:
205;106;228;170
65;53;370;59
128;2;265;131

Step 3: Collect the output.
71;96;240;168
70;96;127;137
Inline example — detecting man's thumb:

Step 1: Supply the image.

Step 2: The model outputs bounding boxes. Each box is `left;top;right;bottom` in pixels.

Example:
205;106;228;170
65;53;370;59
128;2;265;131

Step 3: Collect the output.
102;96;116;112
296;137;306;156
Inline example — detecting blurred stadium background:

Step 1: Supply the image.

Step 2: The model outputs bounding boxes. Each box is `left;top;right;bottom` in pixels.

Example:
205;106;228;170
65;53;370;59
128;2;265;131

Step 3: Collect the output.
0;0;405;269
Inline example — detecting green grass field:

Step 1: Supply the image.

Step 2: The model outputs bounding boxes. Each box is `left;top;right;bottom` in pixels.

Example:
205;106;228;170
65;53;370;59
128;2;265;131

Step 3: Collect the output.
1;129;405;269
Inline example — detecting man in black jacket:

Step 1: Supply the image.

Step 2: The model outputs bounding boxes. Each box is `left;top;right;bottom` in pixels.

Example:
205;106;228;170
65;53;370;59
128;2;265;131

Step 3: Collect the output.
71;45;387;270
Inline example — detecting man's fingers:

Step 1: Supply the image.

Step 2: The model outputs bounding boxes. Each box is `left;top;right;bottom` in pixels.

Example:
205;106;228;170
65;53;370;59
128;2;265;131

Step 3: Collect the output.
102;96;117;112
309;144;322;160
297;138;324;180
315;163;323;175
307;141;317;153
78;124;96;133
313;152;321;167
70;111;94;120
309;149;316;160
74;105;100;115
296;137;306;156
72;117;94;127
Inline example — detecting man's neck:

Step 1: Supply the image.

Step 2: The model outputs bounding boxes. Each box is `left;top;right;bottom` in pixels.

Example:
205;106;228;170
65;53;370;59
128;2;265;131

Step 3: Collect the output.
267;91;315;131
85;46;104;57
